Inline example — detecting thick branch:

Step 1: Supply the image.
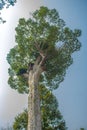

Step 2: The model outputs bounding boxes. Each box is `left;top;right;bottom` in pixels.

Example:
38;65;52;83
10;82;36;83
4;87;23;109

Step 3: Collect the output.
22;73;29;78
32;56;41;72
39;55;47;66
34;56;41;66
34;43;47;58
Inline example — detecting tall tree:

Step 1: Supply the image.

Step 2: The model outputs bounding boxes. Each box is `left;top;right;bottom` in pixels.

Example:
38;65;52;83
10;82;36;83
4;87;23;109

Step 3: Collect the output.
7;6;81;130
13;85;67;130
0;0;16;23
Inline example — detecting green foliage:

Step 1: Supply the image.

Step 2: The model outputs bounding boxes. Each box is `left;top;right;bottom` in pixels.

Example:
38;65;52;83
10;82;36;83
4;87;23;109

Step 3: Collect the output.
0;0;16;10
13;85;67;130
0;0;16;23
7;6;81;93
13;109;28;130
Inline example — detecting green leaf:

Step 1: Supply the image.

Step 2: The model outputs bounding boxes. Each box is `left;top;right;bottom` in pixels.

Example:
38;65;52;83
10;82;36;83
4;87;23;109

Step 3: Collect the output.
7;6;81;93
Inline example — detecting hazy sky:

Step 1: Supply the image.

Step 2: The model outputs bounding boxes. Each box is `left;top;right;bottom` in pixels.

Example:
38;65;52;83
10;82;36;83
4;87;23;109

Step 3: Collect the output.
0;0;43;128
0;0;87;130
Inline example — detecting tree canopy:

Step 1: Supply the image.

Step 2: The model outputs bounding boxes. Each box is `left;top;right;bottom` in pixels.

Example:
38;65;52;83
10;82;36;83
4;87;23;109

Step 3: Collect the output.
13;85;67;130
0;0;16;23
7;6;81;93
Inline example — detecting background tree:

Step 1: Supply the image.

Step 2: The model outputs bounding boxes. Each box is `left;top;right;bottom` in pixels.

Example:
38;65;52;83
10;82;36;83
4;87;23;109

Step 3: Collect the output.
0;0;16;23
7;6;81;130
80;128;85;130
13;85;67;130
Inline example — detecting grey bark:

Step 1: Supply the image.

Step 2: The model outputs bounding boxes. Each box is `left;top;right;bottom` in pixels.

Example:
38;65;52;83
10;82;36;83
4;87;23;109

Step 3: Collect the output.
27;56;44;130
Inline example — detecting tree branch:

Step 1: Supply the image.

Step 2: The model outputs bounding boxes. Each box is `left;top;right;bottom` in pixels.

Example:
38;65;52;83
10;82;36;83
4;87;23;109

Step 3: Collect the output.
34;43;46;58
39;55;47;66
22;73;29;78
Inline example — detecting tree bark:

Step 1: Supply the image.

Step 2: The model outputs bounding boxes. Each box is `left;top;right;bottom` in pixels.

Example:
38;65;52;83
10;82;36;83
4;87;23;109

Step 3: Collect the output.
27;61;43;130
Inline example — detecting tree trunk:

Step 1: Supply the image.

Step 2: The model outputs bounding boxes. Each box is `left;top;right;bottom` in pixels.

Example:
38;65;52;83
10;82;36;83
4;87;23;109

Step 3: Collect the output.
27;63;42;130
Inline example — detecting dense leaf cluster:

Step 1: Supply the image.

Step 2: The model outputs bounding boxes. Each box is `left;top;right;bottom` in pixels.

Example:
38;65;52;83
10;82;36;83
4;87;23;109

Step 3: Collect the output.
7;6;81;93
13;85;67;130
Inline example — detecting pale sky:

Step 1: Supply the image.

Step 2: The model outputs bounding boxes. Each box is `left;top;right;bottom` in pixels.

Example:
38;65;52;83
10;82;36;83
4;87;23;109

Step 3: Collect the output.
0;0;87;130
0;0;43;128
43;0;87;130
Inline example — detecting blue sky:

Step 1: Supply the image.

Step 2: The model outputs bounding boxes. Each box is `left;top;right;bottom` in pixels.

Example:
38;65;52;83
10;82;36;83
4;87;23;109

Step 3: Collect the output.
0;0;87;130
43;0;87;130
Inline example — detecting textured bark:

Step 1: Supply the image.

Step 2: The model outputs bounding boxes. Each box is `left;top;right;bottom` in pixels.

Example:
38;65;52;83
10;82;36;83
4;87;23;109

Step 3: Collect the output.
27;61;43;130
